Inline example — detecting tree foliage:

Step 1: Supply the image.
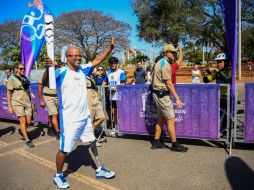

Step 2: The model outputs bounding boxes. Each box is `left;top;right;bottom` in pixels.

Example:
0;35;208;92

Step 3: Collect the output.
127;50;149;64
133;0;254;53
55;10;131;61
242;27;254;58
132;0;205;44
0;20;21;49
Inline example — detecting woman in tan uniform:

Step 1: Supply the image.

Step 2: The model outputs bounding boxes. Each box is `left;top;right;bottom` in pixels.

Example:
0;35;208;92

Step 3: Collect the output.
6;63;35;148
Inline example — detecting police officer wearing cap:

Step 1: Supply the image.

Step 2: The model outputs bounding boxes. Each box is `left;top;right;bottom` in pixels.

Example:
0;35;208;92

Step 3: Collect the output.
151;43;188;152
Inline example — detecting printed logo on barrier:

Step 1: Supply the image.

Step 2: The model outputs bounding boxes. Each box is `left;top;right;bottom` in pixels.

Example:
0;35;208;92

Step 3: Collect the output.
139;91;187;123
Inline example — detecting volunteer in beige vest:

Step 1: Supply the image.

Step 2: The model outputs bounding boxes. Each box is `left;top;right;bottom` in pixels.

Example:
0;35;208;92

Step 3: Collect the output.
6;63;35;148
38;73;60;139
151;43;188;152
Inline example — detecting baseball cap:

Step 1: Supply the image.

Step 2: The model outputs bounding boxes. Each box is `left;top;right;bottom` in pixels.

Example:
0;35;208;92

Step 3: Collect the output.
162;43;177;52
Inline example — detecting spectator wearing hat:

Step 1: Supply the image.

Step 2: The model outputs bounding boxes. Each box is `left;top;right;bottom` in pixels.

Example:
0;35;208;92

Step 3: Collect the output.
104;57;126;133
203;52;232;136
203;53;232;84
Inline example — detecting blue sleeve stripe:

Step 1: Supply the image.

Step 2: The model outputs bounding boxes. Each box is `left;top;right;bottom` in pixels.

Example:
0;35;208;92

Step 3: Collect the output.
160;58;166;68
81;66;94;76
55;68;61;78
56;70;67;87
120;72;126;81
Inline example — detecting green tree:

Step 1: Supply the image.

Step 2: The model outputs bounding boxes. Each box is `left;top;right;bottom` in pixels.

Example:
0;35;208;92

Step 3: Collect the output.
132;0;205;44
0;20;21;49
242;27;254;58
127;50;150;64
132;0;254;53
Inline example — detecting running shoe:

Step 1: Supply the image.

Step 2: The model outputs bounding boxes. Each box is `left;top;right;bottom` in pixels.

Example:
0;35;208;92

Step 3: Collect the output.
96;166;115;179
25;140;35;148
53;173;70;189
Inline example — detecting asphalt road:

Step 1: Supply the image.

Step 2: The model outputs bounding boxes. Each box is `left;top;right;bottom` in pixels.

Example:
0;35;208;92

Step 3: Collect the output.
0;120;254;190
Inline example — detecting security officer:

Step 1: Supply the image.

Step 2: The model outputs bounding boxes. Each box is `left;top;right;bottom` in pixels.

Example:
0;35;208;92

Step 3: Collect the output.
38;72;60;139
151;43;188;152
6;63;35;148
86;73;106;147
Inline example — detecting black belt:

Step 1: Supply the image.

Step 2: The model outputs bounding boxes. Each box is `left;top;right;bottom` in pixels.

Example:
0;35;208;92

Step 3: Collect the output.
153;89;170;98
43;93;58;97
87;87;97;90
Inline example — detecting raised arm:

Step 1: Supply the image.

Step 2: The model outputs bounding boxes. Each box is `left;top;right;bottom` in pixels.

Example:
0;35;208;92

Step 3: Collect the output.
175;45;183;66
91;36;115;67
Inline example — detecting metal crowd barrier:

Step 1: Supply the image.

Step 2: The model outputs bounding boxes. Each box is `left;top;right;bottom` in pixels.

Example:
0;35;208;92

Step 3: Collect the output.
98;84;231;145
1;82;253;154
233;83;254;144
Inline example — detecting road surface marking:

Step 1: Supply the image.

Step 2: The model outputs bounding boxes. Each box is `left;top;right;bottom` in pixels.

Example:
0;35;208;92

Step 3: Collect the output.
15;149;118;190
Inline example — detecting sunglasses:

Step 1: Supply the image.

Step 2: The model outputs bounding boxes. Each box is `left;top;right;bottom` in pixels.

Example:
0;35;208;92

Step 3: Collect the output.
67;55;82;59
19;68;26;71
97;69;104;71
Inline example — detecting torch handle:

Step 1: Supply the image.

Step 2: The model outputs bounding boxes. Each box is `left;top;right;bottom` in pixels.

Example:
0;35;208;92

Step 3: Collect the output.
45;14;56;89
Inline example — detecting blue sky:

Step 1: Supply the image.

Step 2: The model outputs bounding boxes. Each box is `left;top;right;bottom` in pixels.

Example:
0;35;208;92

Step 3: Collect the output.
1;0;156;56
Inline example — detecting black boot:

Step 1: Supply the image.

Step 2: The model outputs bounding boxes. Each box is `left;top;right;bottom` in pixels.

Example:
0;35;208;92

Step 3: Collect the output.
151;139;166;149
172;142;188;152
47;127;55;137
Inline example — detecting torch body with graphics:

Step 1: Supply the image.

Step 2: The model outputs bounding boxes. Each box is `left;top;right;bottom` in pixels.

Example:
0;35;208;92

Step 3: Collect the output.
44;14;56;89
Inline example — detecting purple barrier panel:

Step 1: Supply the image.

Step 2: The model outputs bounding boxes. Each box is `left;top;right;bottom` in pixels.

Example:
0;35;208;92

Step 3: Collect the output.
0;84;48;124
30;83;48;124
244;83;254;143
117;84;220;140
0;85;17;120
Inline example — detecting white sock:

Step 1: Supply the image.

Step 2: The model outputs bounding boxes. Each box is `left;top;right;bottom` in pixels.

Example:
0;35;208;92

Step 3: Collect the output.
55;173;62;177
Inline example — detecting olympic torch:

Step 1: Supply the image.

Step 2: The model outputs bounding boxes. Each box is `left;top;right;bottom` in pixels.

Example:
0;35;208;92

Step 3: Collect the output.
44;11;56;89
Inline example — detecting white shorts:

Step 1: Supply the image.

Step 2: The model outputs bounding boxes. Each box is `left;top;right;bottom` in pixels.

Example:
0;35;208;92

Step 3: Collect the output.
59;116;95;153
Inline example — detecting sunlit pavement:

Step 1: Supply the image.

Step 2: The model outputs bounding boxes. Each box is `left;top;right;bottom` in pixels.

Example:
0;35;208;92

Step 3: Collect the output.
0;120;254;190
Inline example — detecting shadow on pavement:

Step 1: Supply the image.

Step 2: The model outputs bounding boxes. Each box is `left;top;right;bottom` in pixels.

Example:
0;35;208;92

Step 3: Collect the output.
225;156;254;190
64;145;97;177
120;134;227;148
28;123;47;140
0;126;16;137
